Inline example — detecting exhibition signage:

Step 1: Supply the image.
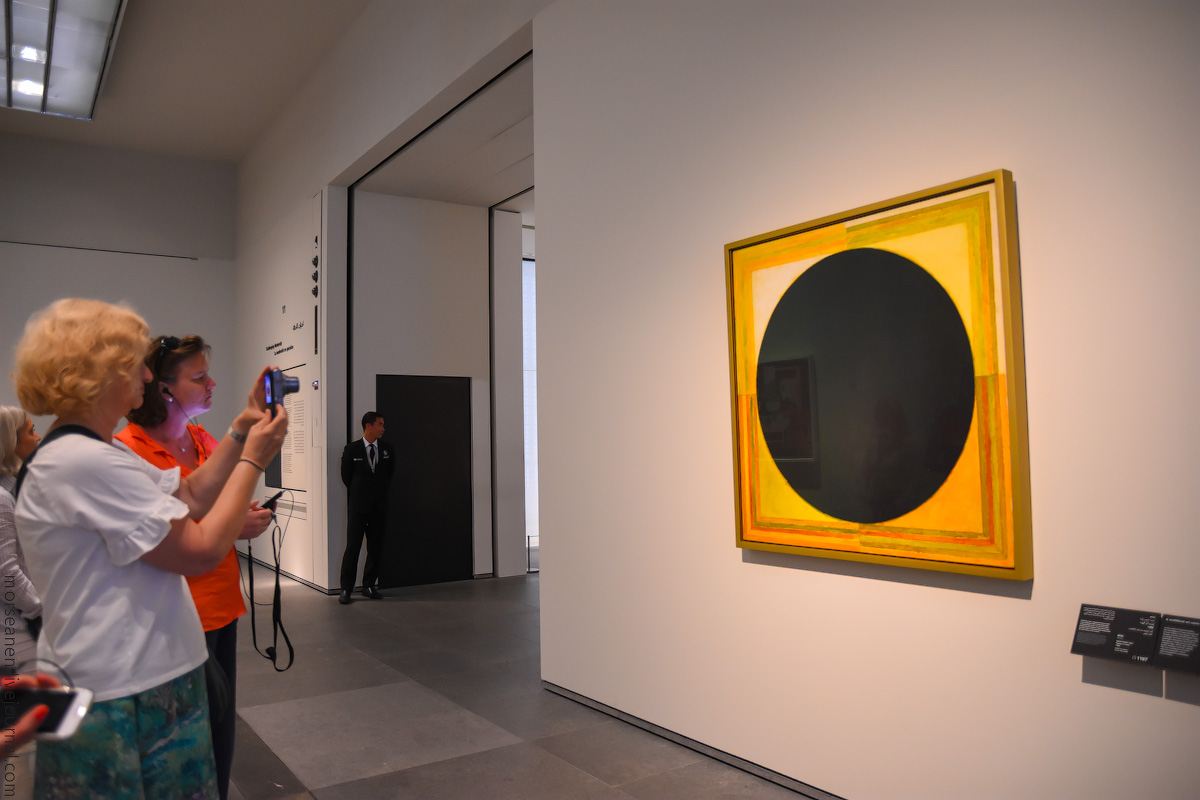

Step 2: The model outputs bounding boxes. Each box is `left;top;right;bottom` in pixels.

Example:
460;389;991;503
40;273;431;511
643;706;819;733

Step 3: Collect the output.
1070;604;1159;665
1150;615;1200;674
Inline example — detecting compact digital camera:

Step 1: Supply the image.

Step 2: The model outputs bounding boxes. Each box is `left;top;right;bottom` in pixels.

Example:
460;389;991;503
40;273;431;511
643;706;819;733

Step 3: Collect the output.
263;368;300;417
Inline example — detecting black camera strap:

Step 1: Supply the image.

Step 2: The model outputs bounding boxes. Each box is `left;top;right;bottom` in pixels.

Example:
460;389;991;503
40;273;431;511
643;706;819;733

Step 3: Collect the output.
13;424;104;499
246;527;294;672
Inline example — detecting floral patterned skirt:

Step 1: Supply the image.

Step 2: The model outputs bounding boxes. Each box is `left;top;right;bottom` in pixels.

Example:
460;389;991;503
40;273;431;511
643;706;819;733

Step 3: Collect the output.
35;666;216;799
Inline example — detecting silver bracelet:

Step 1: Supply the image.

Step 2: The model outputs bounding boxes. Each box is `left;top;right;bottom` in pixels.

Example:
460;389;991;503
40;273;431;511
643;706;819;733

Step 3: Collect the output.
227;427;248;444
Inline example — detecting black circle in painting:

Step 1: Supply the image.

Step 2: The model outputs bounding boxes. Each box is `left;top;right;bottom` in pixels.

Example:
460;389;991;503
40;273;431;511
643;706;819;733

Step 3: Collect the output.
756;247;975;524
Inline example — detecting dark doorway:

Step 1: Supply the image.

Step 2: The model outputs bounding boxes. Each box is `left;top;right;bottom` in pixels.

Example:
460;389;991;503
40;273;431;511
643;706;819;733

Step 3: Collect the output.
375;374;474;587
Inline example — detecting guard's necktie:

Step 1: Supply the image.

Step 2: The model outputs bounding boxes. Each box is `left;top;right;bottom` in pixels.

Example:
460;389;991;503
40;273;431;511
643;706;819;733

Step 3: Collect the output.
368;443;377;471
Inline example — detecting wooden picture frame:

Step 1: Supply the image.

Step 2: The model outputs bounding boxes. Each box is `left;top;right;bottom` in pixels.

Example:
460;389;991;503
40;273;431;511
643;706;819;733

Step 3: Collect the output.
726;170;1031;579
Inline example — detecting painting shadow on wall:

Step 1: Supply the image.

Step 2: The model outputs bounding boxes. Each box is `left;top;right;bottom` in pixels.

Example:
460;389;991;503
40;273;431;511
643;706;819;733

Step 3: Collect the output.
1163;672;1200;706
1080;657;1164;698
740;548;1034;600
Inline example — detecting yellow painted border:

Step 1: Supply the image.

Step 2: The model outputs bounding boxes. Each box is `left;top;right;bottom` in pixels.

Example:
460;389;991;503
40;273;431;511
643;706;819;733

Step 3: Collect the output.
725;170;1031;580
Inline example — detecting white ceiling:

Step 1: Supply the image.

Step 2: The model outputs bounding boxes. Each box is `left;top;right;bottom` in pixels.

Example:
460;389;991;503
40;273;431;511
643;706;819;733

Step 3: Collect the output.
0;0;372;162
356;56;533;212
495;187;535;228
0;0;535;216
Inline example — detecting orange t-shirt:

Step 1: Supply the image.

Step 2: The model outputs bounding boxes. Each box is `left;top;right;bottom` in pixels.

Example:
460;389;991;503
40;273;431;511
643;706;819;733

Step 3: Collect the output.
115;422;247;631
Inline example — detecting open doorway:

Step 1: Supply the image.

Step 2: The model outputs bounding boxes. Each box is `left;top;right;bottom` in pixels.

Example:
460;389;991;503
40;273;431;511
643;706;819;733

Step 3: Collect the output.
494;187;538;573
523;256;538;572
348;53;535;580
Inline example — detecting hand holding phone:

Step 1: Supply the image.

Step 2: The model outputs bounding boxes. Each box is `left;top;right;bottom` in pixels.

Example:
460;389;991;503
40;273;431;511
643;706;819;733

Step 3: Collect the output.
264;490;284;513
4;685;93;741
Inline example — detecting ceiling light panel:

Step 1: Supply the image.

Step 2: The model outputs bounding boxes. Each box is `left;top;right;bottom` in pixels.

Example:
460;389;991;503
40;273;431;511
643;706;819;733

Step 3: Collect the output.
7;0;47;109
4;0;124;119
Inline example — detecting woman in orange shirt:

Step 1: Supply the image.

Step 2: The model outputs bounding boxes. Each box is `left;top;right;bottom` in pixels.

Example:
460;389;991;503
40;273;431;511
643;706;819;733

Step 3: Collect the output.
116;334;271;800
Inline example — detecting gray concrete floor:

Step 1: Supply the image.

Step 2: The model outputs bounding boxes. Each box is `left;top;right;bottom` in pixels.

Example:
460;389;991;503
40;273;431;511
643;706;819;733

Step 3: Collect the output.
228;560;801;800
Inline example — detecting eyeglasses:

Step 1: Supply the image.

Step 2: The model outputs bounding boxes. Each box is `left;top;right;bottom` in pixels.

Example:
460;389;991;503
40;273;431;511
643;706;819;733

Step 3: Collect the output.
152;336;181;378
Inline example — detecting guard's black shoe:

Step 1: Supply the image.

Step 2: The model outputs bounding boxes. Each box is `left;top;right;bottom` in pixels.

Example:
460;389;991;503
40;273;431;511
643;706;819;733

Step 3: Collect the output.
338;589;352;605
362;585;383;600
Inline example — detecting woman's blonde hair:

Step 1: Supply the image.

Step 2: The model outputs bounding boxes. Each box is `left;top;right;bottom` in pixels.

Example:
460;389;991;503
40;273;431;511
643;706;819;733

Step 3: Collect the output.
13;299;150;418
0;405;27;478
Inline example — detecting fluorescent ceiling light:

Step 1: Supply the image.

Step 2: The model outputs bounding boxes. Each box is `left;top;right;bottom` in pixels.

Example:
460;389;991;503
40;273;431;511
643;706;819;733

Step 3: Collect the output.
3;0;127;119
16;44;45;62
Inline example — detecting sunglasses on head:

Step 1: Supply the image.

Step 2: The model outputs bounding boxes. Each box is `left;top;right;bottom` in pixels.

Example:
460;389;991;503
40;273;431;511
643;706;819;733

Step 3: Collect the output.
152;336;181;377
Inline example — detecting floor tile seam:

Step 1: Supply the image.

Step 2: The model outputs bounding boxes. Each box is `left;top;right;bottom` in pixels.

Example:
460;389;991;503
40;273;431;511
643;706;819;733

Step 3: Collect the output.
413;642;540;658
299;711;526;791
414;683;556;716
416;616;539;631
422;647;542;669
409;651;540;672
302;743;597;796
233;678;419;713
516;741;637;794
319;636;421;675
353;601;461;623
340;629;450;653
523;739;628;790
374;619;505;637
236;676;416;714
401;670;540;699
243;679;521;733
246;629;414;653
235;639;414;687
251;741;489;792
378;643;522;668
405;676;520;710
608;754;738;793
408;659;542;682
322;740;613;797
304;741;537;797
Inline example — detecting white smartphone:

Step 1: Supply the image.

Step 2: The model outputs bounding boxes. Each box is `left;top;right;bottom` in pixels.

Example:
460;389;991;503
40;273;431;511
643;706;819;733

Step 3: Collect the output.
7;686;93;740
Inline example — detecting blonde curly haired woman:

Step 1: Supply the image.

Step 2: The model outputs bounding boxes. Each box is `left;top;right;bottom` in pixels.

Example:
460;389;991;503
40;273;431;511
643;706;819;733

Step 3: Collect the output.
12;298;287;799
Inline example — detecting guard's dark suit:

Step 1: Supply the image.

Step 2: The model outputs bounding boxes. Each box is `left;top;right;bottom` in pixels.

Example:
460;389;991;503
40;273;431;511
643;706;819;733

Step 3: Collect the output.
339;437;395;592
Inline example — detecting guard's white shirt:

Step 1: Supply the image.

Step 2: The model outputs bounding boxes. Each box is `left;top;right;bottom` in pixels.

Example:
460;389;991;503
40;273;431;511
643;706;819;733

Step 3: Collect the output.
15;434;207;701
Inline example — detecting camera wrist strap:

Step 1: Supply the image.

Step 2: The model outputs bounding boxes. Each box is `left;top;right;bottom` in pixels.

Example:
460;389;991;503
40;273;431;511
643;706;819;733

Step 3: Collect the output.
246;537;294;671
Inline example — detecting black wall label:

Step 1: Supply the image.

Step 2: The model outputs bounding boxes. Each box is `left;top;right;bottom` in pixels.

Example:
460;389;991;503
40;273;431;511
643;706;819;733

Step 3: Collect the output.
1151;615;1200;674
1070;604;1159;665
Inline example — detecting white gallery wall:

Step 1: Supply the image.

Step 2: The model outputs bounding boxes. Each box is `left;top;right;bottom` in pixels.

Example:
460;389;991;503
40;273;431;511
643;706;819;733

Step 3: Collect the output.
0;134;239;434
535;2;1200;799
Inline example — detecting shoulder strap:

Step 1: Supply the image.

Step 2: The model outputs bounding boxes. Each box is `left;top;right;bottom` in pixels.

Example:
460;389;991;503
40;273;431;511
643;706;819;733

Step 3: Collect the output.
13;424;104;499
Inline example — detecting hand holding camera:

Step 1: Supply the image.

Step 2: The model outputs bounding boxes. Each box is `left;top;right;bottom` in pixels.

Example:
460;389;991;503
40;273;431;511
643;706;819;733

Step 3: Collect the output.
232;366;300;437
263;367;300;418
233;367;295;468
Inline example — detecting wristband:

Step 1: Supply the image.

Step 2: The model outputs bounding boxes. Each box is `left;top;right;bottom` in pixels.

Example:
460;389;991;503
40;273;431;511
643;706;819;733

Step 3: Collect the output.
227;427;247;444
238;458;266;473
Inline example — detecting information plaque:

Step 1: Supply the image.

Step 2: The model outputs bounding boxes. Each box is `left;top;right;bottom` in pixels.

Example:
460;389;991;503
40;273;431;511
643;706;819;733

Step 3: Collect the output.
1070;604;1159;665
1151;615;1200;674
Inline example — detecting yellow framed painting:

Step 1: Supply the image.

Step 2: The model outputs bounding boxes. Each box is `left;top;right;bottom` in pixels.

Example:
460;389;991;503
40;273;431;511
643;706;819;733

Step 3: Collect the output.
726;170;1031;579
